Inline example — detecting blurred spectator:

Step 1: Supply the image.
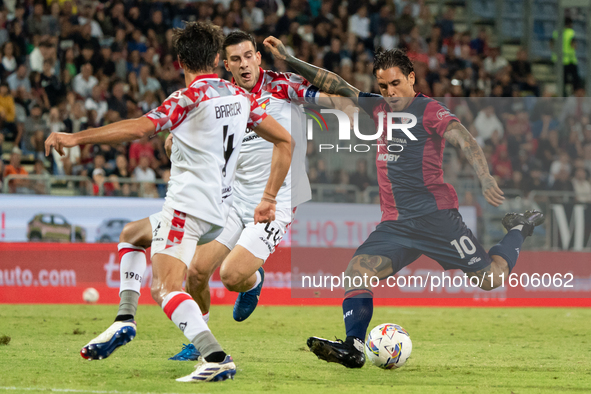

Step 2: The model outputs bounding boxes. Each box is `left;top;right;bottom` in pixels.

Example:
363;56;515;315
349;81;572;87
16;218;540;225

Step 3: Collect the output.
22;105;47;156
0;82;16;137
572;168;591;203
396;4;416;36
243;0;265;31
41;59;64;106
7;64;30;94
549;151;572;185
584;143;591;174
474;103;504;145
30;159;50;195
133;155;158;197
324;38;342;71
492;144;513;182
523;165;547;196
3;147;28;193
129;136;155;169
559;88;591;124
349;6;370;41
483;46;508;76
349;159;374;191
112;154;131;178
1;41;18;78
108;81;128;119
378;23;399;50
436;8;454;39
90;168;115;196
551;168;574;193
314;158;329;184
133;155;156;183
73;63;98;98
138;65;164;101
333;169;352;202
64;102;88;135
553;17;581;95
85;85;108;125
510;48;532;84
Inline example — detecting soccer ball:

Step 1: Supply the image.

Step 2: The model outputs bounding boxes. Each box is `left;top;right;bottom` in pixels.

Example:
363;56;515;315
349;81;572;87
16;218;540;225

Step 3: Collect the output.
365;323;412;369
83;288;99;303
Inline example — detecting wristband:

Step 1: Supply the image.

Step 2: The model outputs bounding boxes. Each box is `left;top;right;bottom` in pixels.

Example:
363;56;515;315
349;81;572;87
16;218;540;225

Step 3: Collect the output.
263;191;277;198
262;197;277;204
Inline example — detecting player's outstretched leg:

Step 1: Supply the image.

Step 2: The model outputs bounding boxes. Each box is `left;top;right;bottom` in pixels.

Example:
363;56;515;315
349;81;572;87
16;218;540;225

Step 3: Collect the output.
307;288;370;369
308;254;393;368
151;210;235;383
218;245;266;322
170;241;229;361
232;267;264;321
80;219;152;360
470;210;545;290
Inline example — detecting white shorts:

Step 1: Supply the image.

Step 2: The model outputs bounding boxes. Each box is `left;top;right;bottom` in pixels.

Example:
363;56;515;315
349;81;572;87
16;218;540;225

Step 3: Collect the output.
150;204;223;268
216;203;294;261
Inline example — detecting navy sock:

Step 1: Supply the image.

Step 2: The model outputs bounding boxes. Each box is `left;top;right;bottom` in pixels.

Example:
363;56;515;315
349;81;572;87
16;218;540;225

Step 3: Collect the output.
342;290;373;342
489;229;524;273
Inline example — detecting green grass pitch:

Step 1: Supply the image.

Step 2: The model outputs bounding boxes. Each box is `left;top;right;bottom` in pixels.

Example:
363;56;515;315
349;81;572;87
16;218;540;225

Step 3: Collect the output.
0;304;590;393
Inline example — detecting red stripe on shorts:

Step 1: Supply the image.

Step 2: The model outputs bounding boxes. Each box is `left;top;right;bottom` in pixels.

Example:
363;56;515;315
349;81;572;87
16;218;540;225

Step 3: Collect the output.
166;210;187;249
163;292;193;320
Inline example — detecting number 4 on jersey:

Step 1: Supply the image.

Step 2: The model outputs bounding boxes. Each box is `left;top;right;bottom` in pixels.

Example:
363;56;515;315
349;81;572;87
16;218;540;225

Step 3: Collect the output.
222;125;235;176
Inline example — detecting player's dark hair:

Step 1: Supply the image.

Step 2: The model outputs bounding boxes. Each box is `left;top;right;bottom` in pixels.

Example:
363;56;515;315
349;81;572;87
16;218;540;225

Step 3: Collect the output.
223;30;257;56
373;48;414;78
173;21;224;73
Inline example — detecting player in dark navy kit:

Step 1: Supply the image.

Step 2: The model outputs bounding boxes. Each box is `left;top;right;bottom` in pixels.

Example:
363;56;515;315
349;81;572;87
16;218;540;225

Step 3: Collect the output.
264;37;545;368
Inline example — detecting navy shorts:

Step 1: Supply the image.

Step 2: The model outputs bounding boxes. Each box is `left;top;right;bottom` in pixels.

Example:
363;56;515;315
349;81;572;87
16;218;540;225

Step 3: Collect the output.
354;209;491;275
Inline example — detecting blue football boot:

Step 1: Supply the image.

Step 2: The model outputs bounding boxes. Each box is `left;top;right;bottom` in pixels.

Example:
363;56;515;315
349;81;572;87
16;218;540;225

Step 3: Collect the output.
169;343;201;361
233;267;264;322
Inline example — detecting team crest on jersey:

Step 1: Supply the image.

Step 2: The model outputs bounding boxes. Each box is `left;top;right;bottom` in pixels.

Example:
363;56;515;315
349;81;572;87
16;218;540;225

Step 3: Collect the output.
400;116;412;124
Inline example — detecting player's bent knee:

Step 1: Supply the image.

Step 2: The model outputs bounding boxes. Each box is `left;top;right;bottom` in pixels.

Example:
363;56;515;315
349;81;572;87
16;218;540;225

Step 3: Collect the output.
186;265;209;291
119;220;151;247
219;267;244;291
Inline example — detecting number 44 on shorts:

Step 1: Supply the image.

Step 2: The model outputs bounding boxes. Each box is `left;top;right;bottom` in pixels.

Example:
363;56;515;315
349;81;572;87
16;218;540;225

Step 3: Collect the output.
263;223;282;246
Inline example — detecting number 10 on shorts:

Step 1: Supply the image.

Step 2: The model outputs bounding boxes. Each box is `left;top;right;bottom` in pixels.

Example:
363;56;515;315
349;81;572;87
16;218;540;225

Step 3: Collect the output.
450;236;477;259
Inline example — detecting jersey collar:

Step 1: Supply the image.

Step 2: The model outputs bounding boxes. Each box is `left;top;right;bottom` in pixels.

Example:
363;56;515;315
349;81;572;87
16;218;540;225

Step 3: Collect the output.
190;73;219;85
403;91;421;109
232;67;265;94
250;67;265;94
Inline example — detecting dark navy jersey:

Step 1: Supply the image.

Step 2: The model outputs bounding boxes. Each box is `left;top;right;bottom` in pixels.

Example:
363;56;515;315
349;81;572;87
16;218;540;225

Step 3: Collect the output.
358;92;459;221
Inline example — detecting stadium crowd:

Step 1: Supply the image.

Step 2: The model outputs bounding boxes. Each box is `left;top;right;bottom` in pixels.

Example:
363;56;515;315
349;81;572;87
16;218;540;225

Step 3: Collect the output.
0;0;590;204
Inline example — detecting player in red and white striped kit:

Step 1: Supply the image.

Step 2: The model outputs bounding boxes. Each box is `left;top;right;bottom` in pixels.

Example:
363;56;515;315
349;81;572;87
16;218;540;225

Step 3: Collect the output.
98;30;346;362
45;22;292;383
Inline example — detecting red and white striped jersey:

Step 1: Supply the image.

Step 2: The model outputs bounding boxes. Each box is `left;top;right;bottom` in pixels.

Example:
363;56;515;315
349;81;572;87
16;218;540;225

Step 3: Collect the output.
145;73;266;226
233;68;317;213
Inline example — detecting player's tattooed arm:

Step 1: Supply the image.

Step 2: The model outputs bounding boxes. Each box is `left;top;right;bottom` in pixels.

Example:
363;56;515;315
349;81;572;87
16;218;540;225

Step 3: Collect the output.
344;254;394;291
263;36;360;98
443;121;505;207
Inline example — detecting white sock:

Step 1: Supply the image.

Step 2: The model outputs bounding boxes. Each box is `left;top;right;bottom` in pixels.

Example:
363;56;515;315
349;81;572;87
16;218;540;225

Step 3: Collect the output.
247;270;262;292
118;242;146;295
511;225;524;232
162;291;210;342
202;312;210;325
